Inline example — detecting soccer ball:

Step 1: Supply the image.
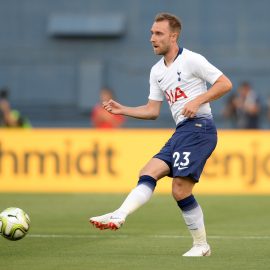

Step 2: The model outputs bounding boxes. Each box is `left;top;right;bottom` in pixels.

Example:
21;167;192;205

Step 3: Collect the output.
0;207;30;241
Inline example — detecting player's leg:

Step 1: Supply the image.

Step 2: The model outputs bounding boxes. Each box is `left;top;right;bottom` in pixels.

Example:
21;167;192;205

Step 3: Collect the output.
170;119;217;256
112;157;170;218
172;176;210;257
90;157;170;230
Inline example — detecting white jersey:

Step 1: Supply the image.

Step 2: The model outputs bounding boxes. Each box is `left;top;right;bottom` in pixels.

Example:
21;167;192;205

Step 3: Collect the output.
149;48;223;125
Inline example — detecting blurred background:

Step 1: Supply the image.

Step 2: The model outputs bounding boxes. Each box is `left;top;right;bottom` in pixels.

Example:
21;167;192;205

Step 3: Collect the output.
0;0;269;128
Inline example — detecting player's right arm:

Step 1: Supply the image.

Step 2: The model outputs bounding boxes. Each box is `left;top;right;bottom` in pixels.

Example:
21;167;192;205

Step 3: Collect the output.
103;99;162;120
103;65;163;120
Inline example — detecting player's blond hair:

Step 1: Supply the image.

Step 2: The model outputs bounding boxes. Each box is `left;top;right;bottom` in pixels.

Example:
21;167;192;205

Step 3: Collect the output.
154;13;182;39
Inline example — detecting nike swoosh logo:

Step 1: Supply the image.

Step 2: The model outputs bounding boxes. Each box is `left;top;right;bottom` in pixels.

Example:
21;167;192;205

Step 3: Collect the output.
202;248;211;256
158;78;164;83
178;166;188;170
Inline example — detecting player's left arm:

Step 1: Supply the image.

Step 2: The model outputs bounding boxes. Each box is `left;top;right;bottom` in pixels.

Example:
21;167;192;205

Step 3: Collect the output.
182;74;232;118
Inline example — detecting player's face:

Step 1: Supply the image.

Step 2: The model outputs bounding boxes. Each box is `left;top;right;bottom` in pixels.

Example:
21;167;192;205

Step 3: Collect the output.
150;21;176;56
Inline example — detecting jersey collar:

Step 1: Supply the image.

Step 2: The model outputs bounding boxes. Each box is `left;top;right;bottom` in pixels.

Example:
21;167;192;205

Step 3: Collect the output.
174;47;183;61
163;47;183;66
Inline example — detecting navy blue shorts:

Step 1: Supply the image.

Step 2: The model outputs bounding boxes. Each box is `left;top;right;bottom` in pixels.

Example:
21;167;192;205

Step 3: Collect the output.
153;117;217;182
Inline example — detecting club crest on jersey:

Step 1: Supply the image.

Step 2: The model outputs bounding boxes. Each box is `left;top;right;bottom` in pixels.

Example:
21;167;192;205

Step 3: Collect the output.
165;87;187;106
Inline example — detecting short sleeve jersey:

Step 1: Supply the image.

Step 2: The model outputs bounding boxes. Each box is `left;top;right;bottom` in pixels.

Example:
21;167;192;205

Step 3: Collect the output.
149;48;223;125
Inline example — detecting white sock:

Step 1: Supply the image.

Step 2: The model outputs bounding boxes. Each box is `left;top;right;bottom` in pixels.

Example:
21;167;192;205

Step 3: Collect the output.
177;195;207;246
112;177;156;219
182;205;207;245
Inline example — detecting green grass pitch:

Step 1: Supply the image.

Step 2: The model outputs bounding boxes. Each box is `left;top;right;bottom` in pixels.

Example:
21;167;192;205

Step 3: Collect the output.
0;193;270;270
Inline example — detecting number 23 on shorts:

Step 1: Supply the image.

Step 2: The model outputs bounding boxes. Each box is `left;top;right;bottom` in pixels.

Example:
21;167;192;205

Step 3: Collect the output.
173;151;191;170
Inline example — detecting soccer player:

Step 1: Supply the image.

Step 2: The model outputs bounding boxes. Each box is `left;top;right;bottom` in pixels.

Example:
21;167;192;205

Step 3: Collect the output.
90;13;232;257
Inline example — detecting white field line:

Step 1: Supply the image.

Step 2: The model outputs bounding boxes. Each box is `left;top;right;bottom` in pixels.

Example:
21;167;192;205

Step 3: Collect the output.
28;234;270;240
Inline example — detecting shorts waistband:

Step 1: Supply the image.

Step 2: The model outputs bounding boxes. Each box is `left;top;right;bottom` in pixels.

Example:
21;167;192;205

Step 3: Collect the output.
176;117;217;134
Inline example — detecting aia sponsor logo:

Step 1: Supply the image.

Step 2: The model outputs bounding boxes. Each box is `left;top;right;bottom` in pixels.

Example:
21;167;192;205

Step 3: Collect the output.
165;87;187;106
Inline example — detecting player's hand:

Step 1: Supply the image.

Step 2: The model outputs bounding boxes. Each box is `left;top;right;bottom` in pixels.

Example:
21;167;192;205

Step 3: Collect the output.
103;99;124;115
181;99;200;118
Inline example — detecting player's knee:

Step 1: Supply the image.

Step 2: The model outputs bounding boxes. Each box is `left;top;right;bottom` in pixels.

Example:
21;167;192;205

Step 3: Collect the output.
172;178;194;201
138;157;170;180
139;163;169;180
139;168;157;179
172;187;189;201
